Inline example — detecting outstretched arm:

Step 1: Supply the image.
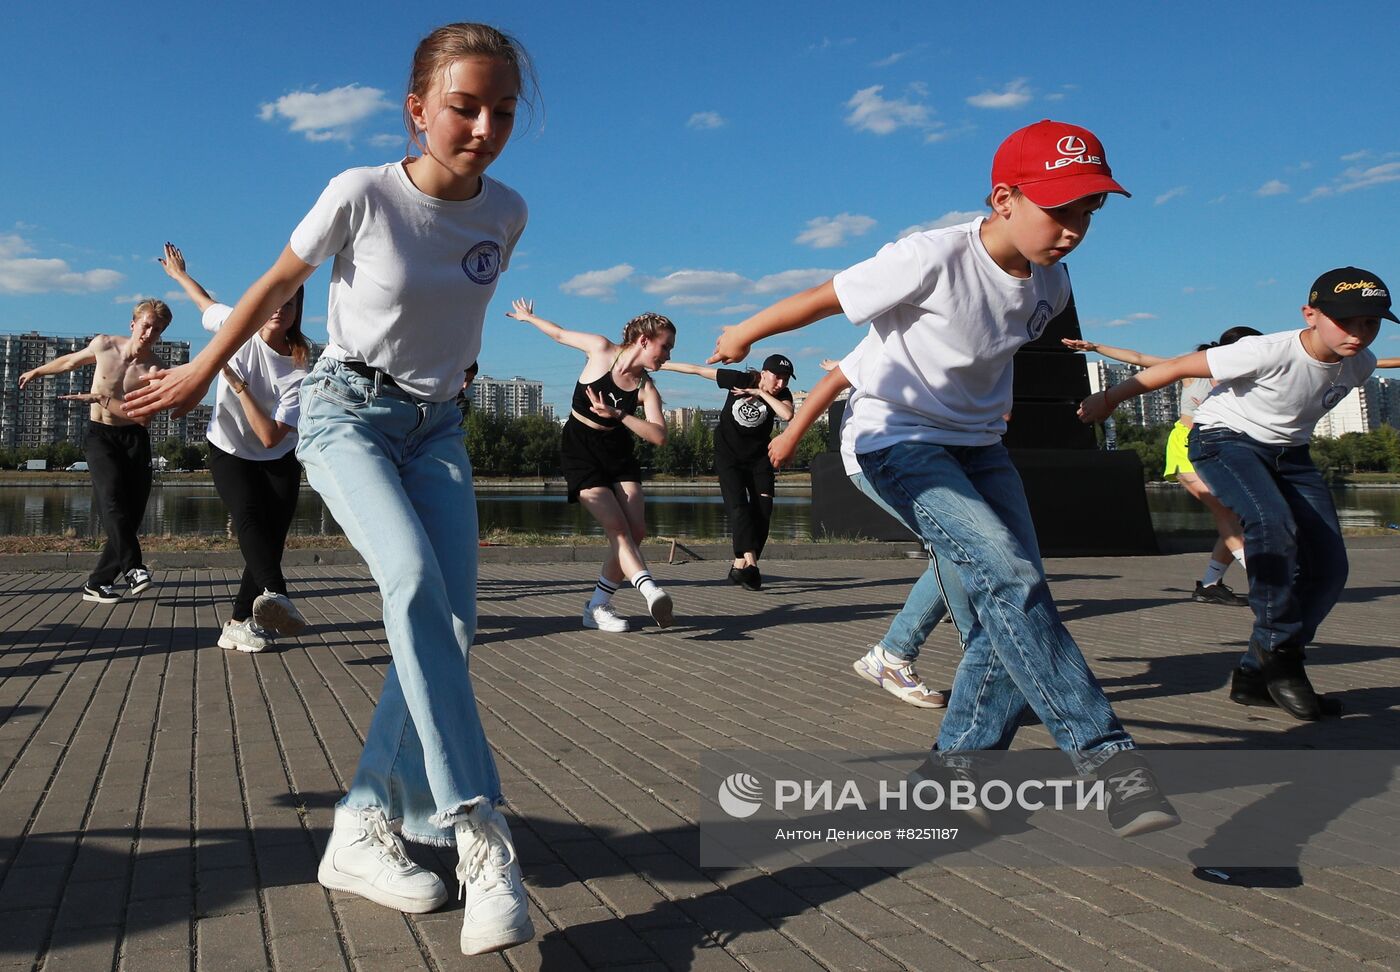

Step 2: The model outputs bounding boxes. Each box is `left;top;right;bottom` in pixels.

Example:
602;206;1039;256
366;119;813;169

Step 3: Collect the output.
1061;338;1168;367
1078;350;1212;423
1378;357;1400;369
769;364;851;469
220;366;292;449
126;245;316;418
709;280;842;364
659;361;719;380
19;339;99;388
158;243;219;315
58;390;134;421
507;299;610;356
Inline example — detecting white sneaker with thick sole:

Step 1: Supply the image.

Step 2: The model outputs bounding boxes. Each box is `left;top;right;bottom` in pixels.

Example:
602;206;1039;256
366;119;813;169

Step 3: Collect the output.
218;619;271;653
852;646;947;708
643;586;674;628
253;589;308;636
318;806;448;913
582;602;630;633
455;803;535;955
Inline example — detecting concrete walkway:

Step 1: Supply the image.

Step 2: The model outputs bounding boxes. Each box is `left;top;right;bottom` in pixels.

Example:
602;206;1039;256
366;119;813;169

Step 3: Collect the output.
2;543;1398;971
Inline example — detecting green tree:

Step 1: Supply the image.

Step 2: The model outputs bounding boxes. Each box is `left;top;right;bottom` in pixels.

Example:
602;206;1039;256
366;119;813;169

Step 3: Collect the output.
685;416;714;477
517;415;560;477
793;421;830;470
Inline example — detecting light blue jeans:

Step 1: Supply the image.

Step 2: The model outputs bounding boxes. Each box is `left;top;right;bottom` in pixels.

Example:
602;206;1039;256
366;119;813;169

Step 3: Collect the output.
858;441;1133;774
849;471;950;660
297;360;500;846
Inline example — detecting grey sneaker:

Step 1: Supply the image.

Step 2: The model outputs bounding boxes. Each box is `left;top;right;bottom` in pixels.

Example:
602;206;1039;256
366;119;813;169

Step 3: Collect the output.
218;619;271;653
455;803;535;954
253;589;307;636
318;806;448;913
124;567;152;595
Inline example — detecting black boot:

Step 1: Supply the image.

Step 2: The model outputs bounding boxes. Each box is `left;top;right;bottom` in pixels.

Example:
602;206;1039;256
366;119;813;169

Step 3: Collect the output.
1229;666;1342;717
1251;647;1322;721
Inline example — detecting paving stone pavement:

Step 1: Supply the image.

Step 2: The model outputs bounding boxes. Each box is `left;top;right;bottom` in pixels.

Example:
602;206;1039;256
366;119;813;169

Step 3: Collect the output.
1;544;1398;972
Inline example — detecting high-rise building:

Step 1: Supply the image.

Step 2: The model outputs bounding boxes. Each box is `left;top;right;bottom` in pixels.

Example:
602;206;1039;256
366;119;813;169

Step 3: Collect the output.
0;331;191;450
663;407;722;430
1085;360;1179;429
1313;377;1381;438
469;375;549;419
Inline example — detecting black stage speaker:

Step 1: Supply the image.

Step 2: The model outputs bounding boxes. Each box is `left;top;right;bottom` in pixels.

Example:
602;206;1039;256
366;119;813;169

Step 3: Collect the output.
810;276;1159;556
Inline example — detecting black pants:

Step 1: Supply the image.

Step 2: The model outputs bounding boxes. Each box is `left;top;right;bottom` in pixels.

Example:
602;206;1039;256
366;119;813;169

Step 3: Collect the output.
85;422;152;587
715;452;775;559
208;444;302;621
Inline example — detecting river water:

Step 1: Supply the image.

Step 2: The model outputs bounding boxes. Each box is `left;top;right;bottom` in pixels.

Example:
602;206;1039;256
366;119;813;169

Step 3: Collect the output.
2;483;1398;539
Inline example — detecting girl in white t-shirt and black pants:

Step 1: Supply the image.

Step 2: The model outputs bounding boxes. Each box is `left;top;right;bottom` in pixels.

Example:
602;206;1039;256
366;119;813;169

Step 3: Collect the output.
130;23;538;957
1081;267;1391;722
160;244;310;653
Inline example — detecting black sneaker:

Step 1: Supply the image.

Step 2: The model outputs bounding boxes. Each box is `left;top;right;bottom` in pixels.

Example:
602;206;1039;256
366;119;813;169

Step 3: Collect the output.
1229;666;1343;716
740;564;762;591
727;567;745;586
1193;581;1249;606
1250;648;1324;721
82;583;121;605
1096;752;1180;837
124;566;152;595
908;756;992;830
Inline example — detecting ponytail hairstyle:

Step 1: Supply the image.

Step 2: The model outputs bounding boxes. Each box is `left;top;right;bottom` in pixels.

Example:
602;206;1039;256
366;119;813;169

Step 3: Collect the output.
1196;325;1262;352
403;22;541;156
620;312;676;349
282;285;311;370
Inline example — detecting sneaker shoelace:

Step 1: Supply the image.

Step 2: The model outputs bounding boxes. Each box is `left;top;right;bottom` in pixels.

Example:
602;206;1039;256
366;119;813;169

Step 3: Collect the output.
456;814;516;898
1107;767;1152;801
890;658;931;690
365;814;415;873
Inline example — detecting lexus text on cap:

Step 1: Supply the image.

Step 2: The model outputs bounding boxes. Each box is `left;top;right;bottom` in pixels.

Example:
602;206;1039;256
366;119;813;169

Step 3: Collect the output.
1308;267;1399;323
991;120;1131;209
762;354;795;378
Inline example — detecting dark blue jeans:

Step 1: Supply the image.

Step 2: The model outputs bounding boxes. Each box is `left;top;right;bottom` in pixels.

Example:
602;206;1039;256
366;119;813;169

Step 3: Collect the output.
1187;427;1348;669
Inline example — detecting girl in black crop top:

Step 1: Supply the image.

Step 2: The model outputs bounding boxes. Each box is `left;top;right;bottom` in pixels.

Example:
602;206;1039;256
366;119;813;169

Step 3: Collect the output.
510;299;679;633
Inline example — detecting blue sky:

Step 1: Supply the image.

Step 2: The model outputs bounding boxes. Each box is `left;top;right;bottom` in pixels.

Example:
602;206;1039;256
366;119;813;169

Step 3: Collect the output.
4;1;1399;414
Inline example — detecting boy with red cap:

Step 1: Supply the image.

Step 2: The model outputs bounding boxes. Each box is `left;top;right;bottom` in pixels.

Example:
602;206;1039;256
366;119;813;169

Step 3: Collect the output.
710;120;1179;837
1080;267;1393;721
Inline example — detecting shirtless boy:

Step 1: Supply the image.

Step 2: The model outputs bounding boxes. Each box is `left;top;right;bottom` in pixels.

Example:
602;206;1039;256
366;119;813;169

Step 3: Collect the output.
19;300;172;602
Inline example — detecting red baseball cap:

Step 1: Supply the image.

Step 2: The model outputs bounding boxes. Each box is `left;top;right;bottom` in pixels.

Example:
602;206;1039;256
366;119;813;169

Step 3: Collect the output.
991;120;1130;208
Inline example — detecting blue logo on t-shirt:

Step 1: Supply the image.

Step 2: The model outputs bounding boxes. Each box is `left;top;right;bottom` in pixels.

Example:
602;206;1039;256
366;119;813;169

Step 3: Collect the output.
461;241;502;284
1026;300;1053;341
1322;384;1350;410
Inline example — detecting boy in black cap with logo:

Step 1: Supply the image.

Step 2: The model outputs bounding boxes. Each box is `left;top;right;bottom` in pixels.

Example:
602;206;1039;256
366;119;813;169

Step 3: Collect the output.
1080;267;1392;720
661;353;795;589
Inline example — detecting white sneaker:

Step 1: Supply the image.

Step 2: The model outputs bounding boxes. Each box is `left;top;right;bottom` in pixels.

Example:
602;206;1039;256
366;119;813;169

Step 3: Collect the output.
218;619;271;654
853;646;947;708
582;601;630;633
318;806;448;913
643;585;674;629
455;803;534;955
253;589;307;636
124;567;152;595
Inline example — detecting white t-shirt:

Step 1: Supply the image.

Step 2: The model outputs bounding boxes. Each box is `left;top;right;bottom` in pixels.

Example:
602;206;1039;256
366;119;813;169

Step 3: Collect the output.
832;218;1071;451
837;334;878;476
202;304;308;461
289;161;527;402
1196;329;1377;446
1179;376;1215;420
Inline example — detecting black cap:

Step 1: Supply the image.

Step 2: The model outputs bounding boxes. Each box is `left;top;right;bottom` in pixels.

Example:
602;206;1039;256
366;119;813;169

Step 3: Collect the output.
1308;267;1398;323
762;353;795;378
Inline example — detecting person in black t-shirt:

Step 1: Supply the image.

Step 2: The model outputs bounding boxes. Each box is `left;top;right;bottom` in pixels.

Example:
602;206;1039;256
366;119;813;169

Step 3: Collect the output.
662;354;795;589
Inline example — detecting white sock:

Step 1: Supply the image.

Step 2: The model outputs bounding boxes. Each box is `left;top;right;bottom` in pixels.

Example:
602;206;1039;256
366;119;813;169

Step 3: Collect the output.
1231;546;1246;569
588;575;619;609
1202;559;1229;587
629;570;659;598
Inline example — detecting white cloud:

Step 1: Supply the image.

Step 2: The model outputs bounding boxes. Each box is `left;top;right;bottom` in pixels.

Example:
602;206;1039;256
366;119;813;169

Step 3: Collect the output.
369;133;404;148
1257;278;1278;288
794;213;877;249
844;85;939;137
872;51;910;68
1256;179;1290;197
687;111;725;130
717;304;760;315
0;234;124;295
1340;150;1372;163
966;79;1032;110
1154;186;1188;206
752;269;839;293
258;84;395;143
1103;312;1157;327
1335;161;1400;193
898;211;984;238
640;270;751;301
559;264;635;300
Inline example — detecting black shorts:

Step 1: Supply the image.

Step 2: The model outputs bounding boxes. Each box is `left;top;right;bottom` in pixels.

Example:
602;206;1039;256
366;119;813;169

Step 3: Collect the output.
560;417;641;503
